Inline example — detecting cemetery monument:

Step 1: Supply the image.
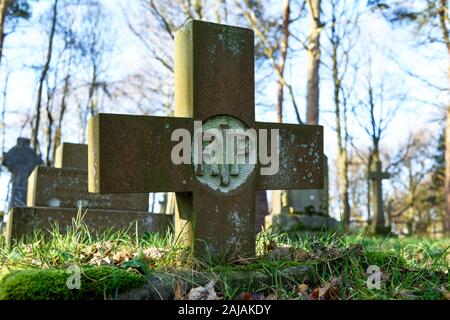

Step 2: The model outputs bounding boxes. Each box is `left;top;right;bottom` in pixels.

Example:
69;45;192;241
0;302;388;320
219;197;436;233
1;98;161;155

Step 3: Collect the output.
88;20;324;259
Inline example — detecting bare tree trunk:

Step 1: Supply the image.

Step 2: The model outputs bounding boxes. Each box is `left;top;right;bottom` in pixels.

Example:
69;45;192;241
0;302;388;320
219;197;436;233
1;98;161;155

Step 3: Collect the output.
438;0;450;233
45;88;54;166
32;0;58;150
367;158;372;222
0;70;9;156
331;1;351;232
306;0;321;125
366;75;379;223
88;63;98;117
52;73;70;160
0;0;9;70
150;193;155;212
276;0;290;124
193;0;203;19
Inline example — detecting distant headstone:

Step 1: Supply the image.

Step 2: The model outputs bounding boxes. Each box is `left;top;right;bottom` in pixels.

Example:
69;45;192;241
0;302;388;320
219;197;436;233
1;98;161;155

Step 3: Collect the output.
5;142;172;243
266;156;337;236
54;142;88;170
27;166;148;211
1;137;42;208
369;160;390;234
284;156;329;215
88;20;324;259
255;191;269;233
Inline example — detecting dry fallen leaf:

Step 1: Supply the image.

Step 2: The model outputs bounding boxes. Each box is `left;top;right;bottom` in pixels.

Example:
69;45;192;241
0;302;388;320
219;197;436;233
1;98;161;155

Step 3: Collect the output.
292;250;310;261
238;292;266;300
112;251;133;264
187;281;222;300
138;247;168;261
103;241;114;254
265;240;276;253
239;292;253;300
310;277;340;300
265;292;278;300
233;256;257;265
297;284;309;296
322;277;340;300
174;280;187;300
310;288;320;300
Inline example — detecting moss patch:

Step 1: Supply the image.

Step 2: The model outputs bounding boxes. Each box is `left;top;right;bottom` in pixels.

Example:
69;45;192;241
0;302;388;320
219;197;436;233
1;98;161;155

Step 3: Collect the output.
0;266;146;300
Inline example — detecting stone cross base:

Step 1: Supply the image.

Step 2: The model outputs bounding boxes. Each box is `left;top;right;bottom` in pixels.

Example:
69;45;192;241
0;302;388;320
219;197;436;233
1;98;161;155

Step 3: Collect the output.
4;207;173;244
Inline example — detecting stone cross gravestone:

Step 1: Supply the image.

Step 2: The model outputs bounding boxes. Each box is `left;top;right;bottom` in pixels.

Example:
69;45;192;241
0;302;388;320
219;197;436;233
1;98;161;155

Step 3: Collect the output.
369;160;390;234
1;137;42;208
5;142;172;244
88;20;324;259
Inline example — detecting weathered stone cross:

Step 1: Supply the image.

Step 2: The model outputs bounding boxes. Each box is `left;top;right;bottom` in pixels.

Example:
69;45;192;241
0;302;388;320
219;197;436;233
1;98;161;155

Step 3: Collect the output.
368;160;390;234
1;137;42;208
88;20;324;259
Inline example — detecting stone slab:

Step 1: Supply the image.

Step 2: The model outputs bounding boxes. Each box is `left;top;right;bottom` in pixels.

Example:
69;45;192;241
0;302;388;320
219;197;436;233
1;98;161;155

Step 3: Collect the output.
89;115;324;194
5;207;172;243
54;143;88;170
27;166;149;211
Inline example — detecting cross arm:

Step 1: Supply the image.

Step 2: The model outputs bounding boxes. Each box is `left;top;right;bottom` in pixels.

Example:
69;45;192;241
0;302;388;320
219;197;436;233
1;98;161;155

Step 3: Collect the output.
255;122;324;190
368;172;390;180
88;113;194;194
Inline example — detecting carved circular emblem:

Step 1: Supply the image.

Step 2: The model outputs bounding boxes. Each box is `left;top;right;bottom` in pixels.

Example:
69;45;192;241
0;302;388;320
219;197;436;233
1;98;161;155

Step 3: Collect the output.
192;115;256;193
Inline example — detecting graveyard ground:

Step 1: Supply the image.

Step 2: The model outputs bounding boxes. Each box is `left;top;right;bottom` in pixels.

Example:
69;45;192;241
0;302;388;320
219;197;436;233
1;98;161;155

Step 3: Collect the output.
0;214;448;300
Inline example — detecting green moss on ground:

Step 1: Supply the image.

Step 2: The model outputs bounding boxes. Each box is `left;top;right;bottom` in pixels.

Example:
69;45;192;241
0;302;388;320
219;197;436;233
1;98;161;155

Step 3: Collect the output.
0;266;146;300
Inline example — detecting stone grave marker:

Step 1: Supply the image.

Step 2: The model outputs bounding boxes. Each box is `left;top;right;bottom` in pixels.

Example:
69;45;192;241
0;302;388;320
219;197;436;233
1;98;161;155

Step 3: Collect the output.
88;20;324;259
5;142;172;243
54;142;88;170
369;160;390;234
266;156;338;236
1;137;42;208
